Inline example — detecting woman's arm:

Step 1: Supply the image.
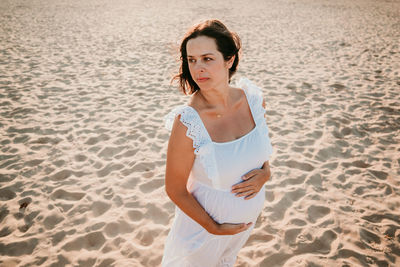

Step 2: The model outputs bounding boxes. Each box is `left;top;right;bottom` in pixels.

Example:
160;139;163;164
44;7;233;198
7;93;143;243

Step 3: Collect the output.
165;115;252;235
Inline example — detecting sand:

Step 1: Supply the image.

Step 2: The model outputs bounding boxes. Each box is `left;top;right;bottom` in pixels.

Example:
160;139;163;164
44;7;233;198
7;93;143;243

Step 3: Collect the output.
0;0;399;266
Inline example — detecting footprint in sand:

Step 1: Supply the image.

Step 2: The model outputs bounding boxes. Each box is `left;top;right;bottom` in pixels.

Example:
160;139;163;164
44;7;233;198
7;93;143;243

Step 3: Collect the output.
43;211;64;230
330;83;346;91
127;209;144;222
104;220;132;238
307;205;331;224
62;231;106;251
91;201;111;217
50;189;85;201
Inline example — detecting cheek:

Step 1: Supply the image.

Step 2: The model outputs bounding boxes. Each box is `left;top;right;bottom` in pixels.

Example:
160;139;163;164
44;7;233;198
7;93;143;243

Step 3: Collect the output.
208;61;222;72
187;64;195;76
212;62;228;75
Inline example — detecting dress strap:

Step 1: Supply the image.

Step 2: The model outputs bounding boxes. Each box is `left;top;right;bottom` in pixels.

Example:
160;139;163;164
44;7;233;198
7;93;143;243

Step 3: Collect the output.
236;77;266;126
237;78;274;161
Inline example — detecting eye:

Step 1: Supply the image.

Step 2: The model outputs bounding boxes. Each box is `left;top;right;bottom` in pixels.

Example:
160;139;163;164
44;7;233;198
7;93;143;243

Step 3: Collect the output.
188;58;195;63
204;57;212;61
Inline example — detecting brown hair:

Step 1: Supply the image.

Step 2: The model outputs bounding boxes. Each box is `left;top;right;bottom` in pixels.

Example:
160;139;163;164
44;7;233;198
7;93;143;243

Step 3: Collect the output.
173;19;241;95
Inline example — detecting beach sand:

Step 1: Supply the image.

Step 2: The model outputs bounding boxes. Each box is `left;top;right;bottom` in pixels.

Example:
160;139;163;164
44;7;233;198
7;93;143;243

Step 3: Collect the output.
0;0;399;266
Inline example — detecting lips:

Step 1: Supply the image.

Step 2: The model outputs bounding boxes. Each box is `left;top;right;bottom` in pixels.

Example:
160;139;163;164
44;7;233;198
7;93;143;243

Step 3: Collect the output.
197;77;209;82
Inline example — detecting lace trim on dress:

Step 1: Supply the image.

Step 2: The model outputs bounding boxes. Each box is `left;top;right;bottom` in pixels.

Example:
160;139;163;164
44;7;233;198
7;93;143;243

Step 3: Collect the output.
164;105;209;155
164;105;222;189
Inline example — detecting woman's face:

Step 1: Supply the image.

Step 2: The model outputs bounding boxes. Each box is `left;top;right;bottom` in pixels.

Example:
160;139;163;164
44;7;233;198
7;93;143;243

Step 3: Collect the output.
186;35;233;91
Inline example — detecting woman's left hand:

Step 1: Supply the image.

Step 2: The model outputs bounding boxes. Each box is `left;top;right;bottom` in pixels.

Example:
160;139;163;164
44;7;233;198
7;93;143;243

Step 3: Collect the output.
231;163;271;200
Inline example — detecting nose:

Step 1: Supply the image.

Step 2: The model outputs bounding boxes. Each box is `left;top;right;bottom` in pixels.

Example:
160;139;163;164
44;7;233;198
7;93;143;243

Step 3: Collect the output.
192;61;205;73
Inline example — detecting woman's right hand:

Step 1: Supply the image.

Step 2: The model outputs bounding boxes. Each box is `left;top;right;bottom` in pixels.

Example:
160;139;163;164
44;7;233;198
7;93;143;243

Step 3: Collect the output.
209;222;253;235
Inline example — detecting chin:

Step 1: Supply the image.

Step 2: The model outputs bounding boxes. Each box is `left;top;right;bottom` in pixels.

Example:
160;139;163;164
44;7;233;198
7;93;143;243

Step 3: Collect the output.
197;80;216;91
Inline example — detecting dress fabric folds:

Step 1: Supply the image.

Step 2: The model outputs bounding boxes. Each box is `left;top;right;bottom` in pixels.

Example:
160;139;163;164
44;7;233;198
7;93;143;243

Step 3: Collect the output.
162;78;273;267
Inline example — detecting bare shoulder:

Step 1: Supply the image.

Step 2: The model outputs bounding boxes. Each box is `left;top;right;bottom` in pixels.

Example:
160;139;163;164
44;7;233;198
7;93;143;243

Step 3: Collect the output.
187;91;202;111
231;86;250;110
232;86;246;102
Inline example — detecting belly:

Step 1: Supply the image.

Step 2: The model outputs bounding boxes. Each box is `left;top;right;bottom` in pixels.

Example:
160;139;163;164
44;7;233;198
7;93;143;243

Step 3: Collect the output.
191;182;265;224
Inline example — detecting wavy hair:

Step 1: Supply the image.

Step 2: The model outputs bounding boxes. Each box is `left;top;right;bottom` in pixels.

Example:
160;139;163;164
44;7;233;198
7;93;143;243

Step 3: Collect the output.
173;20;241;95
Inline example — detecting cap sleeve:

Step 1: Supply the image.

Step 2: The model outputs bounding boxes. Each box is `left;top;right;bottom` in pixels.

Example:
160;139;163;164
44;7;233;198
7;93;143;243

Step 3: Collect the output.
164;105;210;155
164;105;186;132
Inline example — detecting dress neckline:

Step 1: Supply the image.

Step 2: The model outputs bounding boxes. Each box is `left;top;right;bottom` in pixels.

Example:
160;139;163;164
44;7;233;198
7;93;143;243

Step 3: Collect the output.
212;125;257;145
186;87;257;145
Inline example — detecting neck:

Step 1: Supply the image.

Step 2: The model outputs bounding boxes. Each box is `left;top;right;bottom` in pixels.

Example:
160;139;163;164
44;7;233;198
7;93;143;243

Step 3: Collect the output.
197;83;231;110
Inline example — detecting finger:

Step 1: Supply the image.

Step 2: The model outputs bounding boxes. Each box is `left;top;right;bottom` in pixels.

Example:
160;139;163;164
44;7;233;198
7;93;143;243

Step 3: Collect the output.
232;181;253;191
233;189;253;196
236;223;252;233
243;222;253;231
241;172;256;180
235;189;255;197
238;223;247;230
244;192;257;200
229;223;245;234
232;184;255;193
232;184;254;194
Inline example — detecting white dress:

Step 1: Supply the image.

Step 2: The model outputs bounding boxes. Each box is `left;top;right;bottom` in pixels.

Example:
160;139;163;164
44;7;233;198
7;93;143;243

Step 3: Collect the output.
162;78;274;267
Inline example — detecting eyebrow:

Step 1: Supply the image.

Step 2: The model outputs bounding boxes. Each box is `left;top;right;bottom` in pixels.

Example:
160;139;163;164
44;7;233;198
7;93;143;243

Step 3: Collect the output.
187;53;215;57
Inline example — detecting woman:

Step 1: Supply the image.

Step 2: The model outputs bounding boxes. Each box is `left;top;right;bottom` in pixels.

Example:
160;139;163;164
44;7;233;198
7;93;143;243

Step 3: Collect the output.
162;19;273;266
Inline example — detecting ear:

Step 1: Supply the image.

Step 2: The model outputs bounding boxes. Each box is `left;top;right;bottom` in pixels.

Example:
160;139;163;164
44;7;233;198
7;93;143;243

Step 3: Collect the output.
226;55;235;69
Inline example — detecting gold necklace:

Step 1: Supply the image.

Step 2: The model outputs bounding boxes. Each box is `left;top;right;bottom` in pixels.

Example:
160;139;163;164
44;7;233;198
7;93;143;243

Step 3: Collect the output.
197;91;226;118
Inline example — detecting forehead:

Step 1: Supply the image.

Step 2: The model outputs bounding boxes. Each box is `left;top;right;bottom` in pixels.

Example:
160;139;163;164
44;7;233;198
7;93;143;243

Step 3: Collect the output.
186;36;219;56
